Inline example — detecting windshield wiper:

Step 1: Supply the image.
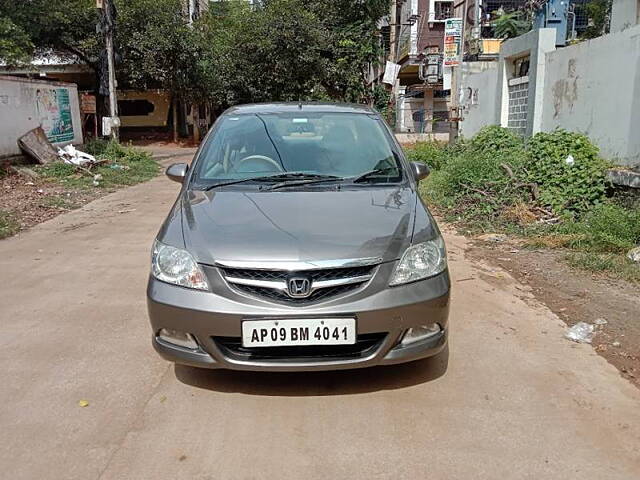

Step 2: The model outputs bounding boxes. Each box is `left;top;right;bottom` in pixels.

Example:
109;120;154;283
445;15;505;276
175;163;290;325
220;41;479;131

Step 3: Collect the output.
268;174;345;190
351;166;399;183
203;172;339;191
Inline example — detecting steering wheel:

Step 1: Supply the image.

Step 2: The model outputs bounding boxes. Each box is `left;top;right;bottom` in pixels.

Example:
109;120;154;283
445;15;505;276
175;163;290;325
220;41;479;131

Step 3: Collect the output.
236;155;283;173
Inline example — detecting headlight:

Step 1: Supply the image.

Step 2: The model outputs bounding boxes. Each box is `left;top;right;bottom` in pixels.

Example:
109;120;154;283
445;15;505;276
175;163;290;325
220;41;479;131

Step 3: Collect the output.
151;240;209;290
389;237;447;286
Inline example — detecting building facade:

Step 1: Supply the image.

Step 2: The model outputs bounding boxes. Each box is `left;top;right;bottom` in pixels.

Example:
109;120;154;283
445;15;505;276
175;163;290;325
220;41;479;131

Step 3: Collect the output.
376;0;453;133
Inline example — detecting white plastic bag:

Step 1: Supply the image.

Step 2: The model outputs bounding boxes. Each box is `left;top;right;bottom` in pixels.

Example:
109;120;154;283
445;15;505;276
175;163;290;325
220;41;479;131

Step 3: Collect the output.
564;322;595;344
58;144;97;166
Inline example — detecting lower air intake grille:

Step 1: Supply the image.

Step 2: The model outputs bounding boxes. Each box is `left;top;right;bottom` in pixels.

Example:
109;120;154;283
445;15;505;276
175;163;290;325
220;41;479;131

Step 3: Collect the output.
213;333;387;361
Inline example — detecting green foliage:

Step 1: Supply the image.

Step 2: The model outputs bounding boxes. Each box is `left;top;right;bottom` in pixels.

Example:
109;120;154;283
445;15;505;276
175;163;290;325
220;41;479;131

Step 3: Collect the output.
468;125;524;155
0;209;19;239
559;202;640;253
0;0;99;65
421;141;529;226
39;142;158;189
422;126;610;221
405;141;450;171
493;11;531;39
578;0;611;39
1;0;390;106
372;84;392;118
83;139;111;156
566;252;640;283
417;126;638;281
116;0;205;100
418;126;529;227
527;129;609;214
39;195;78;210
0;17;34;64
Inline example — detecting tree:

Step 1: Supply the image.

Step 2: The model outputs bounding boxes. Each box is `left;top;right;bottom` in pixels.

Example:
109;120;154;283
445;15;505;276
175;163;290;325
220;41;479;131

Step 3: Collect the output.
305;0;390;102
493;10;532;39
0;17;34;65
196;0;390;106
1;0;392;116
0;0;99;66
115;0;202;96
579;0;611;39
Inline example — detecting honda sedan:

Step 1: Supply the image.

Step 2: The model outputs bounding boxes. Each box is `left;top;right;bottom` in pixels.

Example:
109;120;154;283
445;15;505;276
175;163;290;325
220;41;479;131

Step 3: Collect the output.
147;102;450;371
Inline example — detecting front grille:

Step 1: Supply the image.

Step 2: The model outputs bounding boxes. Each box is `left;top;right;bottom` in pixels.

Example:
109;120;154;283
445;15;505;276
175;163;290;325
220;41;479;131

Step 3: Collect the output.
233;283;357;305
213;333;386;361
220;265;374;282
220;265;376;305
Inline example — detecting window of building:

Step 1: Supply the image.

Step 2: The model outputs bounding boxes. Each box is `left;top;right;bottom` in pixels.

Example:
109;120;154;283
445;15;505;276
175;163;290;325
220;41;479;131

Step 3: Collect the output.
118;99;155;117
434;1;454;21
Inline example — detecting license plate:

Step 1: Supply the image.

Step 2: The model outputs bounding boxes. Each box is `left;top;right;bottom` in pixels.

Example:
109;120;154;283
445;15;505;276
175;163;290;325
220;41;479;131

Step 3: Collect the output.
241;318;356;348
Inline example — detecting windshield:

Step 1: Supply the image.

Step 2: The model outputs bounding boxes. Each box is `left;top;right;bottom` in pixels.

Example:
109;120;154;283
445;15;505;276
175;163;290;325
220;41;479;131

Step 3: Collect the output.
191;112;402;187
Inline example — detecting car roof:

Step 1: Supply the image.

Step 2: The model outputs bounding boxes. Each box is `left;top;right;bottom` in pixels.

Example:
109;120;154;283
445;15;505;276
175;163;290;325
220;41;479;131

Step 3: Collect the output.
223;102;376;115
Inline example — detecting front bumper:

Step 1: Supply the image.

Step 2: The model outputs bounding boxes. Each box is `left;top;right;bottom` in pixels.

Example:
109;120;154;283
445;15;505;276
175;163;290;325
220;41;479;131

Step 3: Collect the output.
147;269;450;372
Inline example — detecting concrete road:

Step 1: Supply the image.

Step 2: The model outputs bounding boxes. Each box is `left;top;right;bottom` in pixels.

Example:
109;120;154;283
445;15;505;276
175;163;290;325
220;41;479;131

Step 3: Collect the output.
1;150;639;480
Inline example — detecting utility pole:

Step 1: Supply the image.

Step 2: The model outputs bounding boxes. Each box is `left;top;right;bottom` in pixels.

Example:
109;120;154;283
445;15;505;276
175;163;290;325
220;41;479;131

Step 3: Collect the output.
99;0;119;141
449;1;467;144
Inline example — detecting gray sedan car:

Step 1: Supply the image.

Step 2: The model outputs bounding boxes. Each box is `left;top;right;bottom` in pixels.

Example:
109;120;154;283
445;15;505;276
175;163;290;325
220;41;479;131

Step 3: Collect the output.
147;102;450;371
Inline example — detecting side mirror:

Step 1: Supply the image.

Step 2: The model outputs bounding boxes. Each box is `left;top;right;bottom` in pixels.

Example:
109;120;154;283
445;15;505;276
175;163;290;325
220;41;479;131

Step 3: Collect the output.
411;161;430;181
166;163;189;183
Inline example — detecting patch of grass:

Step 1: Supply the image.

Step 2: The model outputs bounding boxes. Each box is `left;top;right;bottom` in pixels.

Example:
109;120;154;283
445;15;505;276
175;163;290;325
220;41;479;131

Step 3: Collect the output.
523;233;579;249
0;210;20;239
39;195;78;210
567;252;640;283
83;138;110;156
37;141;159;190
558;202;640;253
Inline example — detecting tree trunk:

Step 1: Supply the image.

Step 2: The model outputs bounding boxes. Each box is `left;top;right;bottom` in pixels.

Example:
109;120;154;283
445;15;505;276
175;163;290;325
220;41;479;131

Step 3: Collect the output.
172;96;179;144
192;104;200;144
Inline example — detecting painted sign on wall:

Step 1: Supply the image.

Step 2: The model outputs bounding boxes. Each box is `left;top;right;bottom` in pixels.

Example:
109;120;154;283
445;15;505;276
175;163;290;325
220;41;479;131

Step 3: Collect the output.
35;87;75;143
444;18;463;67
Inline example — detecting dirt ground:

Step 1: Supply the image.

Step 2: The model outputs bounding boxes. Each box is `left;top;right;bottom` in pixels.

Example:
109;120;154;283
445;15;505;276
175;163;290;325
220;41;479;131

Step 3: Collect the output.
468;238;640;388
0;143;194;236
1;167;98;231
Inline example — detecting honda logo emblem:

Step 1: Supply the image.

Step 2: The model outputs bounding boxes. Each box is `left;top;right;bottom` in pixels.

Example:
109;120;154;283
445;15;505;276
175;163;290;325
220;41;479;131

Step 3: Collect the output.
287;276;312;298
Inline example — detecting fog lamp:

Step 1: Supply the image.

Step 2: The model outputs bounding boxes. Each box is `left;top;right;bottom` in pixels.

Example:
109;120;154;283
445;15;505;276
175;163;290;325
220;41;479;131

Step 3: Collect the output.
400;324;442;346
158;328;200;350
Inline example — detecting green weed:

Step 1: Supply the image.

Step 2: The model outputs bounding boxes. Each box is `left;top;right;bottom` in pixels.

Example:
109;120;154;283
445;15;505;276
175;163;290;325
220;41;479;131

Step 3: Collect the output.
0;210;19;239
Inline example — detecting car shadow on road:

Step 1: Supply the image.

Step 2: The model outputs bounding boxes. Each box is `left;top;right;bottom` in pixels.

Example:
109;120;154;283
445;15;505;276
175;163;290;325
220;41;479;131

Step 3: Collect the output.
174;346;448;396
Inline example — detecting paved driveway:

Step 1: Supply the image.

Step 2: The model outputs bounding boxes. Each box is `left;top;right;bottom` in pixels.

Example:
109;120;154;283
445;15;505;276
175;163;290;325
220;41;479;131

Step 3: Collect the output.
1;149;639;479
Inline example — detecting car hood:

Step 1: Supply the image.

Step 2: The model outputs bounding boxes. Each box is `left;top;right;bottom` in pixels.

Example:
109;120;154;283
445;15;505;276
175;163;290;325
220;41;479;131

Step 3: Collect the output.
180;186;416;266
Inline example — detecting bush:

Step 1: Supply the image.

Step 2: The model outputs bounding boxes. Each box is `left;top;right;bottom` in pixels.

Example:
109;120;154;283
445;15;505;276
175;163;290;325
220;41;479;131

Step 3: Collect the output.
468;125;524;155
405;141;450;170
422;144;530;226
421;126;530;226
526;129;609;214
